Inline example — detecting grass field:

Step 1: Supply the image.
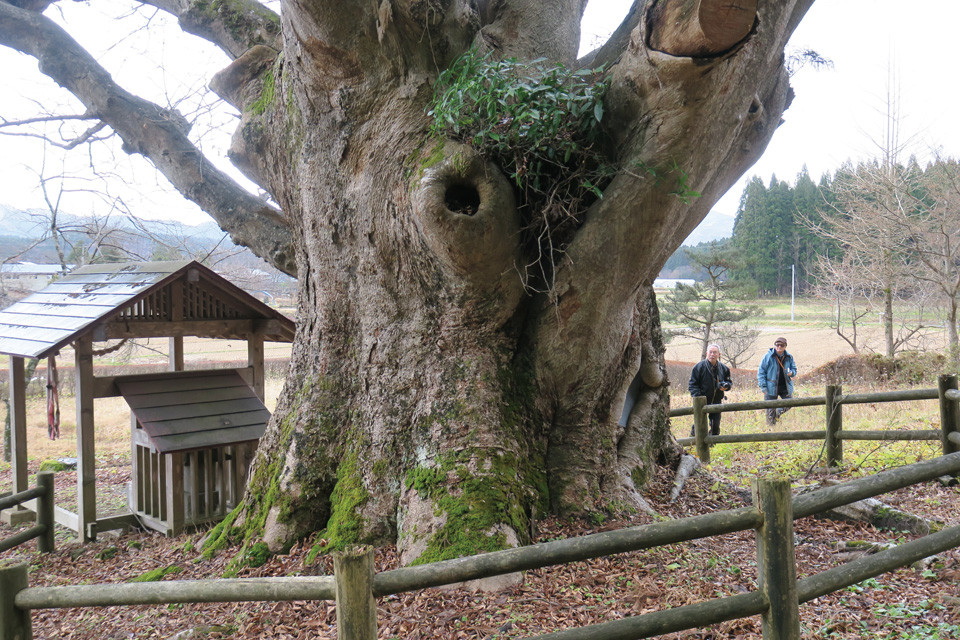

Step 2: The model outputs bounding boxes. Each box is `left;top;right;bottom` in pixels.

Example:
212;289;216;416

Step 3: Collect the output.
670;384;945;487
662;295;951;374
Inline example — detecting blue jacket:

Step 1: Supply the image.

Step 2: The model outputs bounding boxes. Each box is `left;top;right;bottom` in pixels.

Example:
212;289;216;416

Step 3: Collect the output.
757;348;797;396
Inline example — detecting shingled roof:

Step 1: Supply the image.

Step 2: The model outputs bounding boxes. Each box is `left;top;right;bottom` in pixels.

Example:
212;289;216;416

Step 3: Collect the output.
118;369;269;453
0;260;295;359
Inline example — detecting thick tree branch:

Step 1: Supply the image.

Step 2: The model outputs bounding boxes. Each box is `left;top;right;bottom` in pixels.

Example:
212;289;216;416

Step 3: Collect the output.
648;0;758;57
137;0;280;59
478;0;588;64
532;0;813;400
0;0;295;275
285;0;480;84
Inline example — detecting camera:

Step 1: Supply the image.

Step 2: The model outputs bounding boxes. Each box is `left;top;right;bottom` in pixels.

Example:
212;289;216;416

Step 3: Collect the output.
720;381;731;391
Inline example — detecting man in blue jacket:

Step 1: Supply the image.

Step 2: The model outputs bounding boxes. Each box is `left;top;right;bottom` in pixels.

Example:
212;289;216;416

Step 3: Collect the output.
688;344;732;436
757;337;797;425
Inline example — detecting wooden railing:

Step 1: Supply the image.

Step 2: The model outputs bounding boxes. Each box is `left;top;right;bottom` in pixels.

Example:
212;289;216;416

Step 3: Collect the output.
672;373;960;465
0;472;54;555
3;454;960;639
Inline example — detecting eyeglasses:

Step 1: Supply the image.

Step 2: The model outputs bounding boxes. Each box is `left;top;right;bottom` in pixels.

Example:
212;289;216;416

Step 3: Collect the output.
775;343;786;347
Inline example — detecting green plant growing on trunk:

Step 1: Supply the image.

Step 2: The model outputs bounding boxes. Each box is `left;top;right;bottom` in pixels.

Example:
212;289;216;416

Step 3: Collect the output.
428;48;612;289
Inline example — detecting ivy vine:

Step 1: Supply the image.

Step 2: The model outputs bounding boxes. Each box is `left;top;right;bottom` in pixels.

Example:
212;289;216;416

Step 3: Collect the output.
428;48;614;291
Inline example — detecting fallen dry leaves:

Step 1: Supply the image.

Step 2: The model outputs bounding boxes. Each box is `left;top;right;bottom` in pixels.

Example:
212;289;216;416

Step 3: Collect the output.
0;459;958;639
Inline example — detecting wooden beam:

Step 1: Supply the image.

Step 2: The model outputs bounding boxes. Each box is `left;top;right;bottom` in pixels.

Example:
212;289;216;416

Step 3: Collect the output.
54;504;78;531
104;319;254;340
74;336;96;541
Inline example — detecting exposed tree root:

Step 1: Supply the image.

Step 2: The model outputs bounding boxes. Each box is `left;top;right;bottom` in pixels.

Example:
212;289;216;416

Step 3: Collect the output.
669;454;701;503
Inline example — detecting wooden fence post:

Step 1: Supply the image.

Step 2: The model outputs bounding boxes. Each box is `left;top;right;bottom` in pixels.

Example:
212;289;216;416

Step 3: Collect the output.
938;374;959;456
753;479;799;639
0;563;30;640
36;473;54;554
334;545;377;640
825;384;843;468
693;396;710;464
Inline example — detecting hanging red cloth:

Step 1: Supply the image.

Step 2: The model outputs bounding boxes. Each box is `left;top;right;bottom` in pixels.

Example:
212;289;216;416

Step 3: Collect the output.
46;356;60;440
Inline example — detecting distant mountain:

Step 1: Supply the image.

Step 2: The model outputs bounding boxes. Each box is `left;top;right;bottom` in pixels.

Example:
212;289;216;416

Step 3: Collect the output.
0;204;228;241
683;208;735;246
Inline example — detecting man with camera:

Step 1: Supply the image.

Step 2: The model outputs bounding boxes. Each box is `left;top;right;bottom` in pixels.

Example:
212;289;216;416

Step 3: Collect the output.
688;343;733;436
757;336;797;425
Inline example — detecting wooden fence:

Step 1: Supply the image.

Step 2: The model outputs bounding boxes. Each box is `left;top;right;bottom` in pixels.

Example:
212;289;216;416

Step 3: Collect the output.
0;472;53;555
3;452;960;639
672;373;960;465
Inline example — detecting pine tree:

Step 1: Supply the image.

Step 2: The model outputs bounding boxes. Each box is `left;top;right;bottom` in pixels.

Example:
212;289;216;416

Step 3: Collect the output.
660;241;763;360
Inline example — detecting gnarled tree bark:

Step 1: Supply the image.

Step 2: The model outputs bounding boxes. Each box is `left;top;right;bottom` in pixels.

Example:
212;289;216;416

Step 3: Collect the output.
0;0;814;565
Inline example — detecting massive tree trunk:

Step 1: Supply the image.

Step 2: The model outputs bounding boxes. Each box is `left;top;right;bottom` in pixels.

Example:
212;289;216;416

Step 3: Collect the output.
0;0;814;564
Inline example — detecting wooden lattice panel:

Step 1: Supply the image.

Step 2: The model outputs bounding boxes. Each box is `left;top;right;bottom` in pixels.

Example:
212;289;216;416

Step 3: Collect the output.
183;281;245;321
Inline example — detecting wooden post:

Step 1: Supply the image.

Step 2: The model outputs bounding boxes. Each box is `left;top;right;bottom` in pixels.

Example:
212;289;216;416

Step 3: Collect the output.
4;356;33;527
165;453;185;535
74;336;97;541
247;334;265;402
168;337;184;372
334;545;377;640
753;478;799;639
8;357;27;497
693;396;710;464
825;384;842;469
36;473;54;553
938;374;959;456
0;563;30;640
169;278;184;372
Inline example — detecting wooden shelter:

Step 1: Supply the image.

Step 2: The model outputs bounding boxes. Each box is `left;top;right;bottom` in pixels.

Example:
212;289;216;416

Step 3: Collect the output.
0;260;295;540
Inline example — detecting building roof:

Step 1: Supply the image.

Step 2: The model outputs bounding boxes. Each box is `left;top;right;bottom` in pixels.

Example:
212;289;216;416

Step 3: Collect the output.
0;260;295;359
118;369;269;453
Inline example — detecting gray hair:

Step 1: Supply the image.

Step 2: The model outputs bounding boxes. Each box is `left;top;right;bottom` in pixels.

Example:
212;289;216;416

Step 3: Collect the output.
707;343;721;352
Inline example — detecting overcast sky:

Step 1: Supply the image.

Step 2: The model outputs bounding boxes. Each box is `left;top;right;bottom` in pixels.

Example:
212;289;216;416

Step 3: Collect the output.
2;0;960;227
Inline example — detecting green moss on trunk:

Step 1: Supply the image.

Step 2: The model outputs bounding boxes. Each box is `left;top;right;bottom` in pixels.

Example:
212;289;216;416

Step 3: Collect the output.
202;374;349;574
317;449;370;551
406;447;546;565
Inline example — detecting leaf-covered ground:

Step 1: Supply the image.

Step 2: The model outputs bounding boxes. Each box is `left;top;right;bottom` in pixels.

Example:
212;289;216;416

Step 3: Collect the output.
1;458;959;640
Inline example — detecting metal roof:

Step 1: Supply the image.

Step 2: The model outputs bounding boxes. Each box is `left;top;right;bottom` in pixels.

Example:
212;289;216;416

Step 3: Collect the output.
118;369;269;453
0;260;295;359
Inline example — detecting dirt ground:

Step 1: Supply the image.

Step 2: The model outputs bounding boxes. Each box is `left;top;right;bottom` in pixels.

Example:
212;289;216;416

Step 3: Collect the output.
0;453;959;639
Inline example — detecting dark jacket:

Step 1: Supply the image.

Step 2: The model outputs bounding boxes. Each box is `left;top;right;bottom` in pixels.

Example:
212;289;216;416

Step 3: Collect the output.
688;358;732;404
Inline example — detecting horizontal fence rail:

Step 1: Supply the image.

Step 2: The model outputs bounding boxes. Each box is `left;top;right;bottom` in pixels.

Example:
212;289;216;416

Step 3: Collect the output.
793;450;960;518
6;451;960;640
373;507;763;596
672;374;960;466
0;473;54;554
16;576;336;610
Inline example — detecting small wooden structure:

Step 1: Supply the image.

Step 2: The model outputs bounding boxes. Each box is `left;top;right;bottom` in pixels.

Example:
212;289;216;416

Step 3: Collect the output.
119;369;267;535
0;260;295;540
